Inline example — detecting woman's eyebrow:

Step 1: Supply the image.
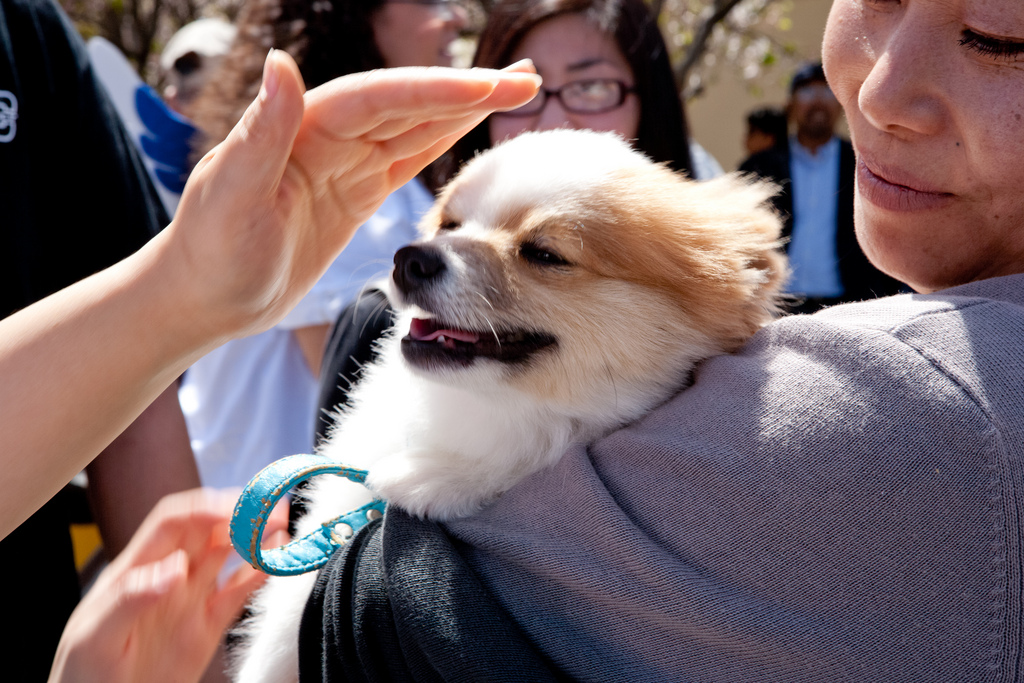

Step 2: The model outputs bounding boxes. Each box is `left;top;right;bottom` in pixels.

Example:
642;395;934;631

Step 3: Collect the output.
566;57;613;72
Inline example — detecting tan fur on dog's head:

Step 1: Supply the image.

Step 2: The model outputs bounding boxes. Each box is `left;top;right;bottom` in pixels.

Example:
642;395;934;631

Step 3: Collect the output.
390;129;787;430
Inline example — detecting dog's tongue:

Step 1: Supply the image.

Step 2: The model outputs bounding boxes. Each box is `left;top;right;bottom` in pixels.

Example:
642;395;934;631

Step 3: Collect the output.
409;318;480;343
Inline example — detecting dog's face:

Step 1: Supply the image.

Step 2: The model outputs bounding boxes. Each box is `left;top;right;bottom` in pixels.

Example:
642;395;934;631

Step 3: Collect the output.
388;129;786;422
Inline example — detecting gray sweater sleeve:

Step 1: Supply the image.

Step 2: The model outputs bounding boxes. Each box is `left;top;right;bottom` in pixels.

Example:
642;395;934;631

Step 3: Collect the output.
448;275;1024;682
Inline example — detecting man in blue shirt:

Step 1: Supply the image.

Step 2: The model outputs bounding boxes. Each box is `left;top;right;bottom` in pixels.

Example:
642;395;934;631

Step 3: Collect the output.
740;63;903;313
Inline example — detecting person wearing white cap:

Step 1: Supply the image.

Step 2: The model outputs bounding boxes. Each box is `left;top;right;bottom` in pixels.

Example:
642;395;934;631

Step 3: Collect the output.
159;18;237;118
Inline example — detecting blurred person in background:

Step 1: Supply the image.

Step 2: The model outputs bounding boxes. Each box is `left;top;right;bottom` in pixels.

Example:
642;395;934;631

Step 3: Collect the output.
436;0;696;183
743;105;787;156
159;18;238;118
740;62;903;313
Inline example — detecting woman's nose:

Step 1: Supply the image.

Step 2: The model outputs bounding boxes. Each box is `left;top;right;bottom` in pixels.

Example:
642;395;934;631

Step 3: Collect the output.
533;96;578;132
857;6;946;138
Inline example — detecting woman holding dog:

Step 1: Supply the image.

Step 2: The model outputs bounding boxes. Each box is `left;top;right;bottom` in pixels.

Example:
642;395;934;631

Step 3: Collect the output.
11;0;1024;680
303;1;1024;681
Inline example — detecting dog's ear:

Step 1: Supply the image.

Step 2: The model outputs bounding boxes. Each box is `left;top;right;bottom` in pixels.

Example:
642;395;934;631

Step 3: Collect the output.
588;167;788;347
689;172;789;305
670;171;789;339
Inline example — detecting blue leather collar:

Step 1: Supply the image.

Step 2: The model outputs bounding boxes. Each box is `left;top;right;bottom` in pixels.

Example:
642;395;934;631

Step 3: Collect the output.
229;453;386;576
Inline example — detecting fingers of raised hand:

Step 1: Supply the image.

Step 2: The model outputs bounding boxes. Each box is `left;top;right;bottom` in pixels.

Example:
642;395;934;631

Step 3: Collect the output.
303;66;539;139
289;67;540;201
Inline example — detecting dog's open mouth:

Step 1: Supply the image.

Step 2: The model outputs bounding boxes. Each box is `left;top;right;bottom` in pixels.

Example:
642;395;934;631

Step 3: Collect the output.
401;317;556;368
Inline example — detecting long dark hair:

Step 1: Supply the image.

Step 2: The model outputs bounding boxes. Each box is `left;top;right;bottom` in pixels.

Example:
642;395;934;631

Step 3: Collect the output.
189;0;387;158
432;0;693;187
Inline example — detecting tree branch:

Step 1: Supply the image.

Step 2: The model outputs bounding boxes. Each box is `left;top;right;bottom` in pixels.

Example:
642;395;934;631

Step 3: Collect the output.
673;0;746;91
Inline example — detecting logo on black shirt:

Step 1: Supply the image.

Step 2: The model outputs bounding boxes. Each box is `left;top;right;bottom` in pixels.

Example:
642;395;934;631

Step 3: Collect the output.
0;90;18;142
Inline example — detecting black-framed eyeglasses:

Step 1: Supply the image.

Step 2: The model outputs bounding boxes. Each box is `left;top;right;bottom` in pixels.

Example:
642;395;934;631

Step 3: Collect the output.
495;79;635;117
386;0;460;15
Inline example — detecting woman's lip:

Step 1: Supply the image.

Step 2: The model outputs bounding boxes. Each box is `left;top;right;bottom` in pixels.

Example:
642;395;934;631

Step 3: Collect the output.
857;158;955;212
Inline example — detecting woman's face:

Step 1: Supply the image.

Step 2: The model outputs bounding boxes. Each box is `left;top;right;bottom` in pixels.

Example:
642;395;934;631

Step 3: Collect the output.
824;0;1024;293
488;13;640;145
372;0;466;68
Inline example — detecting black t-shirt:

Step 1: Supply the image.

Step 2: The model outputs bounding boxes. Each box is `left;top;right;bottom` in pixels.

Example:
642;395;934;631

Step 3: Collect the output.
0;0;167;678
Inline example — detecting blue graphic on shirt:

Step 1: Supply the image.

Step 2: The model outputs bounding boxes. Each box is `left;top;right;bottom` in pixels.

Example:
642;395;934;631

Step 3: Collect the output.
134;85;196;194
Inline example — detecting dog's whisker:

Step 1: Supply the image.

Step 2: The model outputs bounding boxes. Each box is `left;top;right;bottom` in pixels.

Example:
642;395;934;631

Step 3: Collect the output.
483;315;501;349
474;289;496;312
356;293;392;340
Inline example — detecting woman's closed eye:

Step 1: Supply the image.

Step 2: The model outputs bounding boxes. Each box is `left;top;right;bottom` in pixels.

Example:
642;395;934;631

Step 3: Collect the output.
959;28;1024;62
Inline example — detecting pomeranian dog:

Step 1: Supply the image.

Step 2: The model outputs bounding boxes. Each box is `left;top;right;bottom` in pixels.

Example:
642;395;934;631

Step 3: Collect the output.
232;128;787;682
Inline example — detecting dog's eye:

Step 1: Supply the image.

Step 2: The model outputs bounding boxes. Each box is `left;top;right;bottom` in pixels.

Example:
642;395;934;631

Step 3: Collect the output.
438;219;460;231
520;243;570;267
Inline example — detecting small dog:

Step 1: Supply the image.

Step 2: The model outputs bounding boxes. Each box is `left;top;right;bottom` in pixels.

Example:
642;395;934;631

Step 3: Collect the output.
233;129;787;682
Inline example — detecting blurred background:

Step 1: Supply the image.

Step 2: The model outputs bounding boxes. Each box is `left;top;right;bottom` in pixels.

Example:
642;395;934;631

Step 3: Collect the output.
59;0;836;171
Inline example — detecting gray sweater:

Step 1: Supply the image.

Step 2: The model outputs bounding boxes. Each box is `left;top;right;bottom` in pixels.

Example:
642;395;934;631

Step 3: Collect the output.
448;273;1024;682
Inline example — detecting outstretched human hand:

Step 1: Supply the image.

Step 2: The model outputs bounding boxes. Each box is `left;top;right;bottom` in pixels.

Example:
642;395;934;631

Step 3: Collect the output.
0;55;538;538
48;489;288;683
162;51;542;348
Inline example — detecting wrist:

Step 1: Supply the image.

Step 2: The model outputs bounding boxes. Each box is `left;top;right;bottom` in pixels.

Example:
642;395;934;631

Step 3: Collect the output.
137;219;267;362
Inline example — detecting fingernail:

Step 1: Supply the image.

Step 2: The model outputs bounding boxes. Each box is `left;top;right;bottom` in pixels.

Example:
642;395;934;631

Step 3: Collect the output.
502;58;535;72
509;72;542;89
261;49;280;102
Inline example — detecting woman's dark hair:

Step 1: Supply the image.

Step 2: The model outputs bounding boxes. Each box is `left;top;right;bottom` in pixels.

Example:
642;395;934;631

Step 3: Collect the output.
433;0;693;187
189;0;387;158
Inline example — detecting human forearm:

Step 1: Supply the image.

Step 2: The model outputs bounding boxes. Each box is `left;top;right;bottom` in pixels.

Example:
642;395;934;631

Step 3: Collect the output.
0;238;220;538
87;382;200;558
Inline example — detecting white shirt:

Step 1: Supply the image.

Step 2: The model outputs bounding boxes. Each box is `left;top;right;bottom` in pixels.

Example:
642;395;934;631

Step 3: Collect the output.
689;140;724;181
786;136;843;298
180;178;434;489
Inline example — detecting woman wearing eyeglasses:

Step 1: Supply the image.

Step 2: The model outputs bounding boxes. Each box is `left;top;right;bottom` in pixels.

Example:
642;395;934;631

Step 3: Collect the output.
178;0;466;501
432;0;700;186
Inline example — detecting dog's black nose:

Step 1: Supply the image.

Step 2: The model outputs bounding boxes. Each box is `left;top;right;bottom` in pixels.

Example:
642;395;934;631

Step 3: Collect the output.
393;245;446;293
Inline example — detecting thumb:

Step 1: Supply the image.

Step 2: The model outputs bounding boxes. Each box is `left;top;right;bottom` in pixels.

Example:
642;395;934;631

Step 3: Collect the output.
202;49;305;199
